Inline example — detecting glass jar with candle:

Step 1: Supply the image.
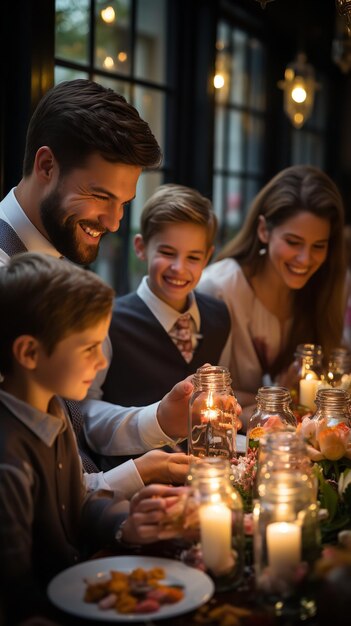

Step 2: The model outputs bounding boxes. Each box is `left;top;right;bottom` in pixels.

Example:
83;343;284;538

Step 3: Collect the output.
188;365;238;460
311;387;351;427
246;386;297;453
182;457;244;591
253;461;320;619
255;431;316;502
325;347;351;391
293;343;324;412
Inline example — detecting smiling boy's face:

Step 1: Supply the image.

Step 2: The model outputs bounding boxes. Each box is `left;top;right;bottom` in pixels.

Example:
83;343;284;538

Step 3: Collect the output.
134;222;213;312
33;314;111;404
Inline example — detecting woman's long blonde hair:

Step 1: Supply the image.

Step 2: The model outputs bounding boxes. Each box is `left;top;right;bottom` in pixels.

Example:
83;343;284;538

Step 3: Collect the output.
216;165;346;375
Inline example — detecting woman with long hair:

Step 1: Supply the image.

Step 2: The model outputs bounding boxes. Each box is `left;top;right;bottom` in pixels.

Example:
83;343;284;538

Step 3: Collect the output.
198;165;346;421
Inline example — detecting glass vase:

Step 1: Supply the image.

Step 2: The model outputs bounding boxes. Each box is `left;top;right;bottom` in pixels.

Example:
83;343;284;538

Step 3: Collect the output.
188;365;238;460
253;451;321;620
181;457;244;591
246;386;297;455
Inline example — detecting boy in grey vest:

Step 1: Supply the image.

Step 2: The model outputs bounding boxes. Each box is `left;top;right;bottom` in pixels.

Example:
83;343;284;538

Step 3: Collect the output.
0;252;186;623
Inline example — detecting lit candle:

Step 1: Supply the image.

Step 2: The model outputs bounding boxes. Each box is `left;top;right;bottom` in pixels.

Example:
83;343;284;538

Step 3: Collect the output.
201;390;220;423
199;502;232;573
266;521;301;572
201;408;220;422
299;376;320;411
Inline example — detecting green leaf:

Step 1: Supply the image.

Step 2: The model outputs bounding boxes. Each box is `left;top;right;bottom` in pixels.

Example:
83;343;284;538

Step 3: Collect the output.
318;475;339;521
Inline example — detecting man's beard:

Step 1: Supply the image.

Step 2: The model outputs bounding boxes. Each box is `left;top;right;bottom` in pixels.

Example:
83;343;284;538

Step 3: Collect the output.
40;188;104;265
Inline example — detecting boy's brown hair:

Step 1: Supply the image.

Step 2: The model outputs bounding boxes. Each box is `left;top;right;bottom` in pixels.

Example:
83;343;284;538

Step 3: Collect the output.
140;184;217;249
0;252;115;375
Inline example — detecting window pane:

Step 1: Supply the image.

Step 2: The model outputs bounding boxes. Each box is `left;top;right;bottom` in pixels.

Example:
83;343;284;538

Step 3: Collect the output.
55;0;89;65
92;74;131;101
214;106;226;170
214;175;242;247
213;174;224;227
245;178;260;215
291;131;325;168
55;66;88;83
226;177;243;232
129;171;163;290
135;0;166;83
93;235;121;289
131;171;163;231
229;29;247;106
215;22;231;105
133;86;165;153
228;110;244;172
95;0;132;75
249;39;266;111
246;115;265;174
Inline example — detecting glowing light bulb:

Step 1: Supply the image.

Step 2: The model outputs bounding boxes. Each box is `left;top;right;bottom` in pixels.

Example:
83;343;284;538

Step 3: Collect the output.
118;51;127;62
291;85;307;103
214;73;225;89
103;56;114;69
101;7;116;23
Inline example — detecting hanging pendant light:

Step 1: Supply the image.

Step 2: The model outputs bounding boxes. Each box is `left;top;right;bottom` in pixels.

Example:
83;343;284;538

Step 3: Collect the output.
336;0;351;34
278;53;320;129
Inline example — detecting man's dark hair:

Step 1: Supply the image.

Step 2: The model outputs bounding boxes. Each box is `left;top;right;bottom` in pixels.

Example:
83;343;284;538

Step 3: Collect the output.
23;79;162;176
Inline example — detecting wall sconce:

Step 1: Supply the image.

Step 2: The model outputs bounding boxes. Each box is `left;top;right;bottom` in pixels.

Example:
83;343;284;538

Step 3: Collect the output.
278;53;320;129
336;0;351;34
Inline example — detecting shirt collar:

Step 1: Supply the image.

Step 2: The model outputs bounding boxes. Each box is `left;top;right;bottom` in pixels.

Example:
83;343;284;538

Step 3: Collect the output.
137;275;201;333
0;188;61;259
0;389;67;447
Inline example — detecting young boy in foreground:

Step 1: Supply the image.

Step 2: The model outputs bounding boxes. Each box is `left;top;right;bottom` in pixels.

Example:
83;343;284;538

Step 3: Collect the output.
0;252;183;624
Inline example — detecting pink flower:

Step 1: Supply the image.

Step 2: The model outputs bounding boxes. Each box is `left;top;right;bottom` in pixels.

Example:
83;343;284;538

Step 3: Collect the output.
318;424;350;461
297;417;351;462
297;417;318;448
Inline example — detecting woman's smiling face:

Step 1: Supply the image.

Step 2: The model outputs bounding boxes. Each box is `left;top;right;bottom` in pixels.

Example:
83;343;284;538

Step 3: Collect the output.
259;210;331;290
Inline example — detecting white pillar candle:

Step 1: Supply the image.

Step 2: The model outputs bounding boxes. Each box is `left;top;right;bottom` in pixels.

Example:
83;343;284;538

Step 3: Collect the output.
299;378;320;411
266;521;301;572
199;503;232;572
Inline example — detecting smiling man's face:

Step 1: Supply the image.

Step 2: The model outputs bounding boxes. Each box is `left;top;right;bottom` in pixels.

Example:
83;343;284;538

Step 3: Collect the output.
40;153;141;264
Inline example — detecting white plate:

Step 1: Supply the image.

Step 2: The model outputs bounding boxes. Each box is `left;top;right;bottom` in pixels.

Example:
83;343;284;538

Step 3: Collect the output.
47;555;214;622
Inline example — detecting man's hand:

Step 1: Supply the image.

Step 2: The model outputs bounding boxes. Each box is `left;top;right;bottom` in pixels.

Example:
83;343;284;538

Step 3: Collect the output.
155;370;242;440
134;449;190;485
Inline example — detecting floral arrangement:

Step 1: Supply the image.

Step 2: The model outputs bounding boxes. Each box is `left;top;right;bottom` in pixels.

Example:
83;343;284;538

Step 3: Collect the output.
297;417;351;541
231;449;257;513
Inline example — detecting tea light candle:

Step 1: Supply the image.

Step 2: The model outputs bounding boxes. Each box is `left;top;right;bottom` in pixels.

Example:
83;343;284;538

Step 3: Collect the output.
266;521;301;572
299;377;320;411
201;407;220;422
199;502;232;572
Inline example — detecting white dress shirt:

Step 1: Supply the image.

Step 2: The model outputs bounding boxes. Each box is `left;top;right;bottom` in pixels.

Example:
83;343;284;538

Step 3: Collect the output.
0;188;61;266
